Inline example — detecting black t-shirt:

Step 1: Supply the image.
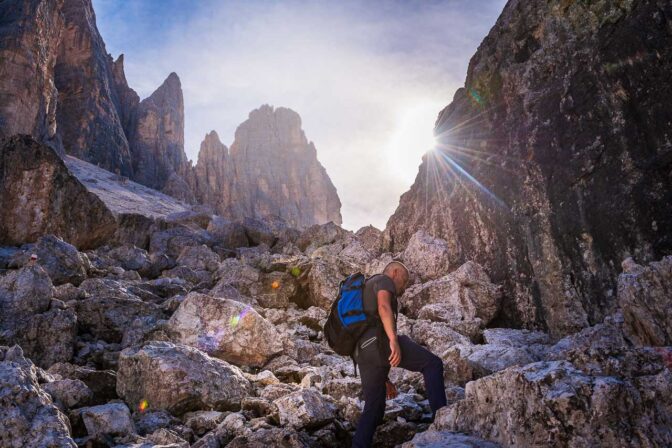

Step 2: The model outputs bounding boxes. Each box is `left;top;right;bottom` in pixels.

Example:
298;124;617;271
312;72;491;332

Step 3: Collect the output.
362;273;398;321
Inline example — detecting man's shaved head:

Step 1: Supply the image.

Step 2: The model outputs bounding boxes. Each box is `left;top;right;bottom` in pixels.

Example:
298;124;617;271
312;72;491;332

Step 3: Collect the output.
383;261;410;294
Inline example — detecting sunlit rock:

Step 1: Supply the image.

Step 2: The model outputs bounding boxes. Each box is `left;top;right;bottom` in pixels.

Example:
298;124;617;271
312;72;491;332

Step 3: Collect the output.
166;292;283;367
117;341;251;415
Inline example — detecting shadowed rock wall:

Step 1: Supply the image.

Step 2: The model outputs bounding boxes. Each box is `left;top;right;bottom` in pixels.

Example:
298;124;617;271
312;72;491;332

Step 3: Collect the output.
384;0;672;337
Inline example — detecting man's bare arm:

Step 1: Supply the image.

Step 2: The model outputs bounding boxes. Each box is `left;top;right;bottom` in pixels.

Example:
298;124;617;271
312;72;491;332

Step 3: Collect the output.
377;290;401;366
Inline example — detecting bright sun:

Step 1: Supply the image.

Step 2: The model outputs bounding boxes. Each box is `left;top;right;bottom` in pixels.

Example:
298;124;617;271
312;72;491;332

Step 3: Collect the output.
386;101;441;185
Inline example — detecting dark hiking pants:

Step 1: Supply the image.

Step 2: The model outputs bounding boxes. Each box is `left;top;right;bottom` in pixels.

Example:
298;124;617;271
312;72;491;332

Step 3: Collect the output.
351;328;447;448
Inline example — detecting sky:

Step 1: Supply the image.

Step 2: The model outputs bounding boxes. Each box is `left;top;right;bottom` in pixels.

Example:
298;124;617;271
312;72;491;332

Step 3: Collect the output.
93;0;507;231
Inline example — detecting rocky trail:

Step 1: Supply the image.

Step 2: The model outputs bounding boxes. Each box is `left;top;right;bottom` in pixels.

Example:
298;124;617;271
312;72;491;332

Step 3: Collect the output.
1;210;670;447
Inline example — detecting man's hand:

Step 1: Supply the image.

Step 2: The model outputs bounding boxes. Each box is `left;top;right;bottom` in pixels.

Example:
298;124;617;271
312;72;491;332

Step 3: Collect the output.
385;380;398;400
389;337;401;367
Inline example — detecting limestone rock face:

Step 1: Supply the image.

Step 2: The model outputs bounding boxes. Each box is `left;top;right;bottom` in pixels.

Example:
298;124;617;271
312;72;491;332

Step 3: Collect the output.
618;256;672;346
0;345;77;448
54;0;133;175
166;292;284;367
383;0;672;338
193;105;342;228
128;72;194;201
0;0;63;150
117;341;251;415
0;135;117;249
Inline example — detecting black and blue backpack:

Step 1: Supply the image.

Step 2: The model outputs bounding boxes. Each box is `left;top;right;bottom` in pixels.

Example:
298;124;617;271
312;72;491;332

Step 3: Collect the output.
323;272;376;357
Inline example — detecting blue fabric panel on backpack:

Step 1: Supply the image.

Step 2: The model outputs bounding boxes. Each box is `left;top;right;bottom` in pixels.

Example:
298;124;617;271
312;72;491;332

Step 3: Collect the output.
338;288;366;327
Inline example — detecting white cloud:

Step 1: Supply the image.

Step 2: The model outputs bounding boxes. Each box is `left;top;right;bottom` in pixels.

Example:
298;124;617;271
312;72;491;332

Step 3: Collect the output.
94;0;506;230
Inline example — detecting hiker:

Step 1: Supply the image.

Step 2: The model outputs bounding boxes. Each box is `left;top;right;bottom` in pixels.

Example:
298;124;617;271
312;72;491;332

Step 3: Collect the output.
351;261;447;447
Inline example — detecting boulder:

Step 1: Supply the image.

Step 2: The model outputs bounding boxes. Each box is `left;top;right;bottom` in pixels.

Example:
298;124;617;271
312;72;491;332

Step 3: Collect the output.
145;427;190;447
80;402;136;438
167;293;283;367
9;235;90;285
182;410;226;436
241;217;277;247
433;360;672;447
0;345;77;447
11;307;77;368
105;245;153;277
301;257;342;310
402;230;457;281
47;363;117;404
176;245;220;272
256;271;298;308
273;388;337;429
207;216;249;249
545;319;669;379
0;265;53;321
74;295;164;343
0;135;117;249
213;258;261;297
43;378;93;409
0;265;76;367
401;262;502;335
401;431;501;448
354;225;383;256
618;256;672;346
296;222;350;253
149;226;214;259
226;427;312;448
117;341;251;415
411;320;472;356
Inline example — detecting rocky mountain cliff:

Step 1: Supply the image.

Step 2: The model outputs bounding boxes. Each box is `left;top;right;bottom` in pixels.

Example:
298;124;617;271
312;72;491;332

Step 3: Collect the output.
384;0;672;338
193;106;343;229
127;72;194;203
0;0;63;150
54;0;134;176
0;0;341;229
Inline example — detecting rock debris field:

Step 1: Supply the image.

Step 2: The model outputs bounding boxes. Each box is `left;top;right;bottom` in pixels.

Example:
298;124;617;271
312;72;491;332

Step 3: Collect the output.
1;216;671;447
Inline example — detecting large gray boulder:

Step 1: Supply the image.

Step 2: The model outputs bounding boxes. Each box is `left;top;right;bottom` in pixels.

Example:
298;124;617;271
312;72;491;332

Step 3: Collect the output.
74;294;164;343
273;388;337;429
0;136;117;249
0;266;76;368
434;360;672;447
117;341;251;415
0;265;53;321
9;235;90;285
80;402;136;439
0;345;77;448
402;431;501;447
167;292;283;367
618;256;672;346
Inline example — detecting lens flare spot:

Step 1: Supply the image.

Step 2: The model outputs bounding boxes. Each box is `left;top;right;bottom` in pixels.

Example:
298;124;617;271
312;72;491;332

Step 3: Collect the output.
290;267;302;277
271;280;280;289
138;399;148;412
230;304;252;328
469;88;484;105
